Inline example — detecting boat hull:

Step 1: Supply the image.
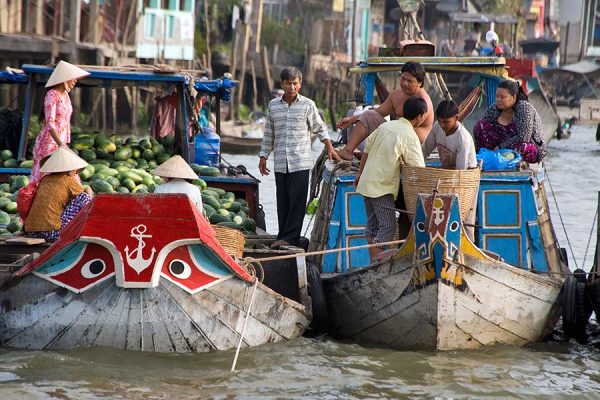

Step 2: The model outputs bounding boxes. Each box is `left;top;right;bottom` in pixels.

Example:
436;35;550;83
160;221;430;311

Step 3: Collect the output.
0;273;308;352
324;252;562;351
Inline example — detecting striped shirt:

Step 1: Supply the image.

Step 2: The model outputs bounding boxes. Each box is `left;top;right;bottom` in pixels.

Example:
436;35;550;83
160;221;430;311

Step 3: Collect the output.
258;94;329;173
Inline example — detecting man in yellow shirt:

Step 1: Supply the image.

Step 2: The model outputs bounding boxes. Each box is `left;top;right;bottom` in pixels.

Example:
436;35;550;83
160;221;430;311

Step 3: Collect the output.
355;97;427;261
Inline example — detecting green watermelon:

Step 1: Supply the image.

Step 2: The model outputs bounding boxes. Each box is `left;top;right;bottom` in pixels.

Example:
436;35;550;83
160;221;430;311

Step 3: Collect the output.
139;139;152;149
156;152;171;165
0;149;13;161
141;149;154;161
6;219;22;233
121;178;136;191
79;149;97;162
3;159;18;168
116;186;130;193
71;135;95;150
5;202;17;214
0;211;10;225
114;146;132;161
91;180;114;193
19;160;33;168
109;134;123;145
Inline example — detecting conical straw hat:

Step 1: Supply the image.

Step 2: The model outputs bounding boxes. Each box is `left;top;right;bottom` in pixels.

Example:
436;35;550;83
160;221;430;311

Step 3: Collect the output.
153;155;198;180
45;61;90;88
40;146;88;173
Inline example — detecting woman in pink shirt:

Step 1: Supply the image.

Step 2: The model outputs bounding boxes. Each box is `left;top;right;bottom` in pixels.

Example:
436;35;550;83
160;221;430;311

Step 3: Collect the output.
30;61;89;183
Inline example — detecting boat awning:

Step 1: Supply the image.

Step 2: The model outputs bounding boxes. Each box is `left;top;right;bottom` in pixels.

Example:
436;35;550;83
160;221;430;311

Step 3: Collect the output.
559;60;600;75
0;69;27;84
349;56;508;78
21;64;238;101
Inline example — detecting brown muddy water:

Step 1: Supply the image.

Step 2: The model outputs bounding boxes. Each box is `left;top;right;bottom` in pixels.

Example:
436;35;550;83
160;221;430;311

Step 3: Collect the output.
2;126;600;399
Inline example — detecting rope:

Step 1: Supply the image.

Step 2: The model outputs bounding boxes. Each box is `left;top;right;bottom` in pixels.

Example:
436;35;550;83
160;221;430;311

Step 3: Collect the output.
236;257;265;282
544;166;579;269
253;238;406;262
231;277;259;372
581;204;598;270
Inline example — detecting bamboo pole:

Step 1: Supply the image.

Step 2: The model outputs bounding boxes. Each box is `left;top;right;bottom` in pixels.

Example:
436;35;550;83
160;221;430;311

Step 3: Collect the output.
251;59;258;111
236;0;253;120
261;46;273;98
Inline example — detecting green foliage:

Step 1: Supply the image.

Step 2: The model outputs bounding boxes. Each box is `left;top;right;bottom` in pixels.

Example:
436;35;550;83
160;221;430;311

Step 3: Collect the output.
262;18;305;57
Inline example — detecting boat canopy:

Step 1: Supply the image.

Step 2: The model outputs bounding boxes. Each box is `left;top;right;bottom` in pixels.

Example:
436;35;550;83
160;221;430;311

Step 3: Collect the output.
20;64;237;97
349;56;508;77
0;69;27;84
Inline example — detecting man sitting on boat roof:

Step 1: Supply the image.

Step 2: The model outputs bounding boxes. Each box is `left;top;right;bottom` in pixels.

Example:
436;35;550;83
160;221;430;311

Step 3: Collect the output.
354;97;427;261
336;62;434;161
422;100;477;170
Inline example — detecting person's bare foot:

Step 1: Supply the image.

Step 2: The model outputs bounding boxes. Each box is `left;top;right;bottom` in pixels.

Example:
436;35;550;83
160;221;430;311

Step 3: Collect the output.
336;147;354;161
270;239;291;249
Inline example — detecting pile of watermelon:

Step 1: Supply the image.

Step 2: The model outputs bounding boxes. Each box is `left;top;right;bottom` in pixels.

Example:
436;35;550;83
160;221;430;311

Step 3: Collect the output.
0;133;257;235
0;175;29;235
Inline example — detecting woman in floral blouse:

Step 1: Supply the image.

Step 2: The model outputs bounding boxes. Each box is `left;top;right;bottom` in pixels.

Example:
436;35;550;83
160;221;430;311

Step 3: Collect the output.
30;61;89;183
473;80;546;164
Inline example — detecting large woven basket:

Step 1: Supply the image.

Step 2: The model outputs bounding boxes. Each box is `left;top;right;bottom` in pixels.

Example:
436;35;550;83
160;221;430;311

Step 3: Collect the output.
213;225;245;258
401;165;481;221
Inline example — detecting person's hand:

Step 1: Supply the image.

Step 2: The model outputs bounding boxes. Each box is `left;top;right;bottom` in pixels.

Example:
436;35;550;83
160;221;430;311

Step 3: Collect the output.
336;115;357;130
353;173;361;187
326;143;344;163
258;157;270;176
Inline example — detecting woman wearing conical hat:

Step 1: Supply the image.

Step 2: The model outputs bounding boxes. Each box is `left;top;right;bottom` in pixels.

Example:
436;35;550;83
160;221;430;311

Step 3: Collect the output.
153;155;203;210
30;61;90;183
24;146;94;241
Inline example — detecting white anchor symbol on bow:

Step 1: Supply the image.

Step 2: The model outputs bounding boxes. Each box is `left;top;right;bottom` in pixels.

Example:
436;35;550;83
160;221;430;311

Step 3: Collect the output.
125;224;156;274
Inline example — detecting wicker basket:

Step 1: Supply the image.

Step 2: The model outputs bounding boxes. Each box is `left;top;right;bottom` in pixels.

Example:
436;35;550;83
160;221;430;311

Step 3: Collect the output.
401;165;481;221
213;225;245;258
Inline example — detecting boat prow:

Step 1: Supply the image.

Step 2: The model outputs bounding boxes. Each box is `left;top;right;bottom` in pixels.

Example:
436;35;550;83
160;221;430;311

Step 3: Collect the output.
0;193;309;352
325;192;563;350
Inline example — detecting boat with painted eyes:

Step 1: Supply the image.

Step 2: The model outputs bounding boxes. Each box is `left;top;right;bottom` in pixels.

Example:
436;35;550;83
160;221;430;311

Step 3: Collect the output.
0;193;310;352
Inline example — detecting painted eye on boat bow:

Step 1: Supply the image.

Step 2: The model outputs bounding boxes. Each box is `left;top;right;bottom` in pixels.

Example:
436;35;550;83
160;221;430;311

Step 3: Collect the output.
81;259;107;279
168;259;192;279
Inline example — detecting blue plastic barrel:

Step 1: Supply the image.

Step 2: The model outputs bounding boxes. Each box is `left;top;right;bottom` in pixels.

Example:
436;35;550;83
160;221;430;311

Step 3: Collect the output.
194;127;220;166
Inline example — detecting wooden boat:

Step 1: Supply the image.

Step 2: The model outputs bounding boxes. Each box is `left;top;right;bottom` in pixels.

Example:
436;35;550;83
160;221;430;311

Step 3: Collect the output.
0;194;310;352
310;162;569;350
538;60;600;126
322;189;564;349
219;119;264;154
306;54;575;349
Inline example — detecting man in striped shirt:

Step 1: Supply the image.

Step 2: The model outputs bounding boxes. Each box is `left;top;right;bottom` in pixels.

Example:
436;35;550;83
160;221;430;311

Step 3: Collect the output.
258;67;340;248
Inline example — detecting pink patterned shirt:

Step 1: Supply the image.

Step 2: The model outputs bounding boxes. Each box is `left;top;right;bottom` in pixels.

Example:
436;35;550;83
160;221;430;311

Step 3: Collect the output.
31;89;73;183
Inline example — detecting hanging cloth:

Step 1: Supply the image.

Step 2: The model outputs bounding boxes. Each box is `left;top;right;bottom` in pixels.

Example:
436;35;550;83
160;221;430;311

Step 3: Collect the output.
151;93;177;139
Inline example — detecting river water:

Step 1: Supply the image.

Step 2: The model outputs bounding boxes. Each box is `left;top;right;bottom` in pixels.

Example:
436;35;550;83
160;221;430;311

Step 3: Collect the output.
2;126;600;399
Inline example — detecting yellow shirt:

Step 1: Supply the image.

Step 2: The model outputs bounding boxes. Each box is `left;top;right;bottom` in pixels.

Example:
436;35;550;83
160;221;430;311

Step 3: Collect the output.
356;118;425;200
24;173;83;232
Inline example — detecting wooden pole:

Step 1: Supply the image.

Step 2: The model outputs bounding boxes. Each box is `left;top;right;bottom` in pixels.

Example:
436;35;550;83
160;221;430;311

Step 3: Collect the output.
261;46;273;97
251;59;258;111
228;22;240;120
204;0;212;73
255;0;264;53
236;0;253;120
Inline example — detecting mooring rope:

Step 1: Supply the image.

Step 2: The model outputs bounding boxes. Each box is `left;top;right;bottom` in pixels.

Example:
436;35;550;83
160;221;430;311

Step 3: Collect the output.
236;256;265;282
231;277;259;372
249;238;406;263
544;166;579;269
581;204;598;270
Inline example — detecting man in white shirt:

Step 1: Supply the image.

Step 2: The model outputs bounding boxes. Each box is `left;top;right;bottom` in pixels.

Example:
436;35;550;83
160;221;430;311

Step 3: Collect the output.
422;100;477;170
